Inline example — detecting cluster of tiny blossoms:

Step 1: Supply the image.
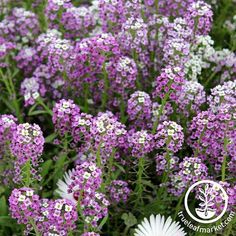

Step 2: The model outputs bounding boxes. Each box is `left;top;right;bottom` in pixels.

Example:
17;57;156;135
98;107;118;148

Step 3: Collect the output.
153;66;185;103
39;198;78;235
155;121;184;153
189;105;236;173
35;29;62;60
9;188;40;226
45;0;72;29
71;112;93;143
67;162;102;199
208;80;236;111
1;0;235;235
185;1;213;36
0;36;15;67
106;56;137;92
90;111;126;155
52;99;80;136
108;180;131;203
47;38;75;75
169;157;208;196
14;47;40;75
81;233;100;236
0;114;17;149
126;130;154;158
20;76;46;106
61;6;96;39
163;18;192;67
119;17;148;54
0;115;17;184
159;0;195;17
99;0;126;33
74;33;121;88
155;153;179;175
9;188;78;236
81;192;110;227
127;91;152;128
10;123;44;183
176;81;206;117
56;162;110;227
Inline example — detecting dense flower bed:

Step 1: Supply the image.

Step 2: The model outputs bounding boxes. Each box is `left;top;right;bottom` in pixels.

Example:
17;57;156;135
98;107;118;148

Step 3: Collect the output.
0;0;235;235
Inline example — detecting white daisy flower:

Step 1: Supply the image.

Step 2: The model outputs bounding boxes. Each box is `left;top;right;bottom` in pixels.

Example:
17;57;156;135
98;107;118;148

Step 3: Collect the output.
134;214;186;236
56;169;77;204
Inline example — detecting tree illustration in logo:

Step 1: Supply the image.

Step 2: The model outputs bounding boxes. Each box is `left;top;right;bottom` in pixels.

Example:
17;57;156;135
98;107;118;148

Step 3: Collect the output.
195;184;216;219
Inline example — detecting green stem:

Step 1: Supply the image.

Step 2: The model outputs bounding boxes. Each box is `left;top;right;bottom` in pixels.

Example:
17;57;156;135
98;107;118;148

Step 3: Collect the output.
155;0;159;14
63;132;68;152
0;69;22;122
132;51;142;90
123;226;130;236
37;98;53;116
29;219;41;236
96;144;102;167
157;149;171;198
221;137;229;181
119;97;126;124
68;231;73;236
106;148;115;185
134;157;145;206
101;65;109;110
194;126;207;157
23;160;31;187
173;190;186;220
161;151;171;184
84;83;89;113
77;198;85;221
39;0;48;31
152;90;171;134
204;70;218;87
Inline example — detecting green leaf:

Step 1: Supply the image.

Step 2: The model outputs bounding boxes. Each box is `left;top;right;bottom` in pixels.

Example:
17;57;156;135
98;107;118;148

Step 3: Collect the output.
141;180;155;189
28;110;49;116
0;217;16;227
121;213;137;227
53;154;67;180
98;215;109;230
0;196;7;215
114;162;125;173
45;133;57;143
28;103;38;115
55;153;67;168
0;97;15;111
41;160;53;178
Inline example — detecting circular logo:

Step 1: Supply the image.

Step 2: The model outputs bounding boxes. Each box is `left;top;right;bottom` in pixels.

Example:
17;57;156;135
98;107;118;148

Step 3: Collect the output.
184;180;228;224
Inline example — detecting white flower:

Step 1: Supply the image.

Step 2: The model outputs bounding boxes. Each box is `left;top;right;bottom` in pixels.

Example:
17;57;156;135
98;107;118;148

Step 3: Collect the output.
83;172;91;179
167;129;175;136
56;169;77;204
55;202;63;210
65;205;73;212
134;214;186;236
18;195;26;202
26;190;34;197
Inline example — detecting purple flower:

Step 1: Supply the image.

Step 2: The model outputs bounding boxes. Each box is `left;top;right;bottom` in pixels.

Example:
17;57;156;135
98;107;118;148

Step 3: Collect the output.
10;123;44;183
154;121;184;153
108;180;131;203
52;99;80;136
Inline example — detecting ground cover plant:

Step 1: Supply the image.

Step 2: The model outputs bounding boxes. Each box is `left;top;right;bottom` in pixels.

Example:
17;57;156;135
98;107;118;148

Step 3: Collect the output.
0;0;235;235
